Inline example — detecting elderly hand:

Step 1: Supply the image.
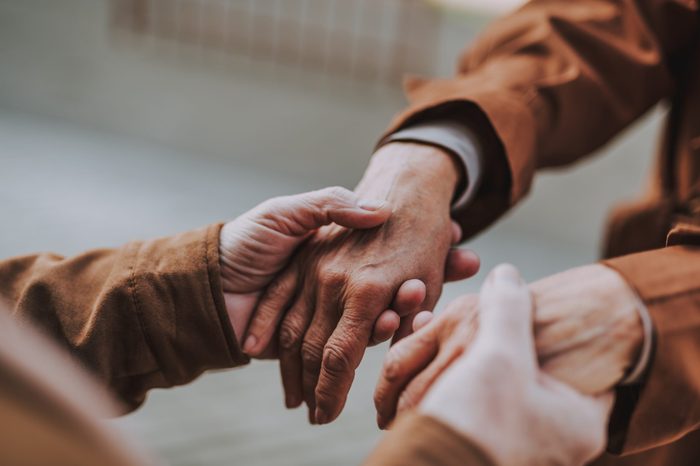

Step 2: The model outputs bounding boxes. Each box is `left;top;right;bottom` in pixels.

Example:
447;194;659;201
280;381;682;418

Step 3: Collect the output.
375;263;643;428
220;187;396;351
218;186;476;358
242;143;481;423
420;264;613;466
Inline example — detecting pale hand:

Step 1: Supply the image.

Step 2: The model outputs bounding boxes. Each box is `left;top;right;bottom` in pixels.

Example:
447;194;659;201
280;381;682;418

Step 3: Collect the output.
375;263;644;428
421;264;613;466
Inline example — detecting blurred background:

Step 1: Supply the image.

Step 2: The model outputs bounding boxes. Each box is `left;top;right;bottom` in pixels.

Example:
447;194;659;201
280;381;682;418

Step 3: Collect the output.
0;0;664;465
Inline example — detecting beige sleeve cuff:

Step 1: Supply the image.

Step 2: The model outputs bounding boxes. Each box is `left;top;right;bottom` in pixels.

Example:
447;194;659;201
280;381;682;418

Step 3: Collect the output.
618;290;654;386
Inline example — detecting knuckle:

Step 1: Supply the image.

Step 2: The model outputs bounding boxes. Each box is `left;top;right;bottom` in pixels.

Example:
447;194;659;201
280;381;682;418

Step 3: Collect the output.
279;323;303;351
322;344;354;376
325;185;351;201
300;340;324;370
381;348;405;382
314;382;337;406
319;268;346;290
265;276;292;299
373;387;385;409
351;277;388;300
397;388;418;413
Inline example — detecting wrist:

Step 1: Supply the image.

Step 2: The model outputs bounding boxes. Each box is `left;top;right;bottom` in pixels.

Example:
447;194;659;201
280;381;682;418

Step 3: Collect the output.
600;266;647;383
359;142;460;209
532;264;645;393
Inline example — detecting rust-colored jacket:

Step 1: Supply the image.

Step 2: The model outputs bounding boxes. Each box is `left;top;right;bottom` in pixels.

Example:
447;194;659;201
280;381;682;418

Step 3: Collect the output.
382;0;700;464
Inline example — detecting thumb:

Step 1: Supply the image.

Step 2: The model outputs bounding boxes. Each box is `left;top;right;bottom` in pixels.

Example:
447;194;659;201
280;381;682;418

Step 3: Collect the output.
260;186;391;235
477;264;536;368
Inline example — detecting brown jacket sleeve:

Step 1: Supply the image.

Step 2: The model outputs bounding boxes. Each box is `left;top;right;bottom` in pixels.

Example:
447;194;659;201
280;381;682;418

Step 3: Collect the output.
364;412;495;466
383;0;698;239
603;242;700;453
381;0;700;456
0;223;249;412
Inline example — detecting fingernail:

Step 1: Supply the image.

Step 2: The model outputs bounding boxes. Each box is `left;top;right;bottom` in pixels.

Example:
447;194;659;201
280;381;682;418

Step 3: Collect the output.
491;264;521;286
243;335;257;353
315;408;328;425
358;199;386;211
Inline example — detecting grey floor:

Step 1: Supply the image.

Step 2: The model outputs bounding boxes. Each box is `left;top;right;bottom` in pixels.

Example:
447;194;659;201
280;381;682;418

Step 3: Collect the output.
0;108;655;465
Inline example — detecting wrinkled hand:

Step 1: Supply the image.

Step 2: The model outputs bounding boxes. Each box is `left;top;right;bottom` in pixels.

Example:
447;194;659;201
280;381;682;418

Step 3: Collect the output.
243;143;481;423
218;185;475;358
375;263;643;428
219;187;397;350
421;264;613;466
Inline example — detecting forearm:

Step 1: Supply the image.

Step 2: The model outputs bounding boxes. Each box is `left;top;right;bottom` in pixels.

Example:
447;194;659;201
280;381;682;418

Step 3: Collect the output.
0;224;248;411
601;245;700;453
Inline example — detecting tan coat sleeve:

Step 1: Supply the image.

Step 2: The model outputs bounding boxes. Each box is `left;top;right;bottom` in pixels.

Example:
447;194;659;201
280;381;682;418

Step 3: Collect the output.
380;0;700;455
0;223;249;412
603;242;700;454
364;412;495;466
383;0;698;239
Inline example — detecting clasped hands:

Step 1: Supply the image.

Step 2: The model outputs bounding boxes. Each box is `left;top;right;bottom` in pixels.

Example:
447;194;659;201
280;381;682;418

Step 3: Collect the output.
218;142;644;437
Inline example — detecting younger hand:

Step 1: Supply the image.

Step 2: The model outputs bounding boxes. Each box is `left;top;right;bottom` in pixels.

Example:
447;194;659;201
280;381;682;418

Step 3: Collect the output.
421;265;613;466
375;264;643;428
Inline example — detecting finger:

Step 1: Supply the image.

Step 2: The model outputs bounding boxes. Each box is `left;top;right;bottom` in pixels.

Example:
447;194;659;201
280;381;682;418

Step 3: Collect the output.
300;286;339;423
390;279;428;345
393;279;427;315
450;221;463;244
298;270;347;422
370;310;401;346
278;291;316;410
374;324;439;429
314;309;376;425
395;322;477;420
391;315;417;346
478;264;535;365
243;267;298;356
261;187;392;236
412;311;433;332
444;248;480;283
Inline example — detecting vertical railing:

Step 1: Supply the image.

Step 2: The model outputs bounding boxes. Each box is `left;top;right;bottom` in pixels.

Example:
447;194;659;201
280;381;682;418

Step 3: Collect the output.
110;0;441;84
